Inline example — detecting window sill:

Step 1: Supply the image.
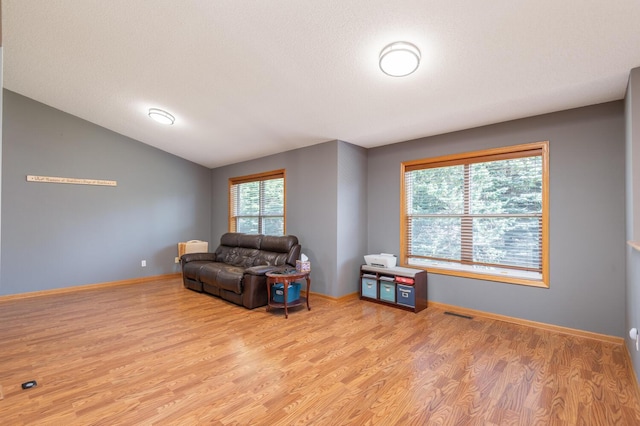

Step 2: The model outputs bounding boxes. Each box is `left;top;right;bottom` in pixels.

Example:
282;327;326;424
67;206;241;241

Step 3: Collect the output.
406;259;548;288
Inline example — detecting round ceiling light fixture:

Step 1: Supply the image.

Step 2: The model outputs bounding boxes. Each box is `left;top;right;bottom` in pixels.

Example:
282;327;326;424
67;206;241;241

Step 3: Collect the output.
379;41;421;77
148;108;175;125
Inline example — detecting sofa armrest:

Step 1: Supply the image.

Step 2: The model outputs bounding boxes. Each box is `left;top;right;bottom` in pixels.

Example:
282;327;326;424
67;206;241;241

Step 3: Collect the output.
245;265;281;276
181;253;217;264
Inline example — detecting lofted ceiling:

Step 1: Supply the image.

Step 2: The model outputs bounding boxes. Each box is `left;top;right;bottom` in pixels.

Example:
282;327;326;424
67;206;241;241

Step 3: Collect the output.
3;1;640;169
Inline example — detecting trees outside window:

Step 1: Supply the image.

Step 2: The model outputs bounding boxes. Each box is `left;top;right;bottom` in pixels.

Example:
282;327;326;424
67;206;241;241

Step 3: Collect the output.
401;142;549;287
229;170;285;236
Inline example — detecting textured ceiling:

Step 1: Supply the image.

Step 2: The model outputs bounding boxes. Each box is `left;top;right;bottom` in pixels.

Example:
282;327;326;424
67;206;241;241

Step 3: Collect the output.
3;1;640;168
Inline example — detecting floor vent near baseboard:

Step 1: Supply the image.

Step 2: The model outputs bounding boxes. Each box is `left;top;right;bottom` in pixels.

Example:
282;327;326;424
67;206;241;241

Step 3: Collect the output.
444;311;473;320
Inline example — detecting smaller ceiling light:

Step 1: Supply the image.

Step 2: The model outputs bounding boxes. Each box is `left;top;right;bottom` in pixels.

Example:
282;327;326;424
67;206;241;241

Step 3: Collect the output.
148;108;175;125
379;41;421;77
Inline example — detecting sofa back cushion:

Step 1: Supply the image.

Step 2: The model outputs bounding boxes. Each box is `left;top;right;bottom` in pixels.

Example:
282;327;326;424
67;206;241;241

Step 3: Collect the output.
215;232;300;267
215;246;259;268
238;233;262;249
220;232;263;249
253;250;289;267
260;235;297;252
219;232;239;247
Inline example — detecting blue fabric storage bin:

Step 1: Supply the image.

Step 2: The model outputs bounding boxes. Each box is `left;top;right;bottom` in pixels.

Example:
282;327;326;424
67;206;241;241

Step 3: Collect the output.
396;284;415;307
272;282;301;303
361;277;377;298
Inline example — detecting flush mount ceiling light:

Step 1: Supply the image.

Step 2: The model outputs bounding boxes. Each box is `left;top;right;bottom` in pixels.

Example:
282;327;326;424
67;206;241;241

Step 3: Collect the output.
148;108;175;125
379;41;421;77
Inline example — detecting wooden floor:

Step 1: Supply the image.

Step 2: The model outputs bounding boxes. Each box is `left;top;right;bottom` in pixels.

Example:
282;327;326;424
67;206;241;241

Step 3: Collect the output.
1;277;640;425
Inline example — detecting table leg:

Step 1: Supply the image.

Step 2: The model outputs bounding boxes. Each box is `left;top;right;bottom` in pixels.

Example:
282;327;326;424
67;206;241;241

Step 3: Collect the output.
266;278;271;312
306;275;311;311
283;278;289;319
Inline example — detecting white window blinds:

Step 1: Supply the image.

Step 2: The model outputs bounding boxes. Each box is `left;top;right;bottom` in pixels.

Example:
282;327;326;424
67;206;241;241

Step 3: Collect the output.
229;170;285;236
401;142;549;286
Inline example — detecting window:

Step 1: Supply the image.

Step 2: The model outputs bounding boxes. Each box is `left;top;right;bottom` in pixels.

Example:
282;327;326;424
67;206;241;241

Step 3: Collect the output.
401;142;549;287
229;169;285;235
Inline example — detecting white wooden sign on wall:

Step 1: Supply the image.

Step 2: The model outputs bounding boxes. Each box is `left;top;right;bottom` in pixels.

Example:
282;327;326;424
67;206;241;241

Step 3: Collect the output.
26;175;117;187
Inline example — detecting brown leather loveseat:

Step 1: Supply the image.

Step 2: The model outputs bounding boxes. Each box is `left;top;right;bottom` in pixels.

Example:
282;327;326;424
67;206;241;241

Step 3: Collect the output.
180;232;301;309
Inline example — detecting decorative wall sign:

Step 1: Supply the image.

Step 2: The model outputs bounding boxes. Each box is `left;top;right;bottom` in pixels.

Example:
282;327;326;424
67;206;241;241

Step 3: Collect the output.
26;175;117;187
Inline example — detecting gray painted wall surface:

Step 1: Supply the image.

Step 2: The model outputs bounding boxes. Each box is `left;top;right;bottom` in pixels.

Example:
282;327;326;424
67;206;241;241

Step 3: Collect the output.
336;141;367;297
1;90;212;295
368;102;626;337
0;48;3;285
626;67;640;381
0;87;630;341
211;141;339;297
210;140;367;298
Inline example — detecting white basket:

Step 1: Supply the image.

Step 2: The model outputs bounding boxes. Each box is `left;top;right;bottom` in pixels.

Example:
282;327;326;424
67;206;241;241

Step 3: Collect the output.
178;240;209;258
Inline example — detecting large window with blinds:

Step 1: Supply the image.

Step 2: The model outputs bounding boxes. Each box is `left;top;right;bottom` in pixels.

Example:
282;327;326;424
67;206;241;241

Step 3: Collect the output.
229;169;285;236
401;142;549;287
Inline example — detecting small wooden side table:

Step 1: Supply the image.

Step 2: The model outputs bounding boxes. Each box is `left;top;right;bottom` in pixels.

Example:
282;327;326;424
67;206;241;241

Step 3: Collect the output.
266;271;311;319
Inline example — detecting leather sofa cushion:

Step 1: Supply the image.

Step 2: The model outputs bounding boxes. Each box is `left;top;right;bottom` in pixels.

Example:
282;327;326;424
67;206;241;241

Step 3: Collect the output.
182;260;211;280
216;266;246;294
253;251;288;267
238;233;262;249
214;233;298;268
199;263;245;294
261;235;298;252
220;232;263;250
216;246;259;268
219;232;240;247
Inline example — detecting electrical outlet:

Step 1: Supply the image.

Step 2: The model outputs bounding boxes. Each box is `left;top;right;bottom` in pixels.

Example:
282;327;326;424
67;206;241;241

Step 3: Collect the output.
141;260;146;267
175;257;180;264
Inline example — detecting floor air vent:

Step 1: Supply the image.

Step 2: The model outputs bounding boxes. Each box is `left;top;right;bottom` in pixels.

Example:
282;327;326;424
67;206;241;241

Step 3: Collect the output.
444;311;473;320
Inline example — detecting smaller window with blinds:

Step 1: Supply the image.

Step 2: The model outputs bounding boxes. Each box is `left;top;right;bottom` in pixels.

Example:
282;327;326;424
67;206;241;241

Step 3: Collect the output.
229;169;286;236
401;142;549;287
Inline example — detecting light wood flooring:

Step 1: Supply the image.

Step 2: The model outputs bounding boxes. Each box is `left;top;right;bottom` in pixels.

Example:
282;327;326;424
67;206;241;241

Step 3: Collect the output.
1;277;640;425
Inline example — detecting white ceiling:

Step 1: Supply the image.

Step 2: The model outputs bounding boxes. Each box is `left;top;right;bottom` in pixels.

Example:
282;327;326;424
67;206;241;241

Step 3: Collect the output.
3;1;640;169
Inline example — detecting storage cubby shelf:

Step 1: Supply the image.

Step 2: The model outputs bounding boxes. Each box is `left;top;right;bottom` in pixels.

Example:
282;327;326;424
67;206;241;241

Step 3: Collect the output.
359;265;428;313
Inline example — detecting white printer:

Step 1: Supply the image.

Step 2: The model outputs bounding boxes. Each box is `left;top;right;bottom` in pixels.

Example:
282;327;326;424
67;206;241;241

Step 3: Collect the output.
364;253;397;268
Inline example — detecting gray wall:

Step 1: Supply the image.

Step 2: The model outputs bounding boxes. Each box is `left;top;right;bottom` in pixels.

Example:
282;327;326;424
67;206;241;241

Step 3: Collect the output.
0;84;630;342
0;47;3;287
211;140;367;298
626;67;640;381
1;90;212;295
211;141;338;296
336;141;367;297
368;102;626;337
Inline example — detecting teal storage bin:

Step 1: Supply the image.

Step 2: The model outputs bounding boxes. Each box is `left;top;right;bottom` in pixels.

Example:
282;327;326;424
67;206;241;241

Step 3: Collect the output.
361;277;377;298
272;282;301;303
379;282;396;302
